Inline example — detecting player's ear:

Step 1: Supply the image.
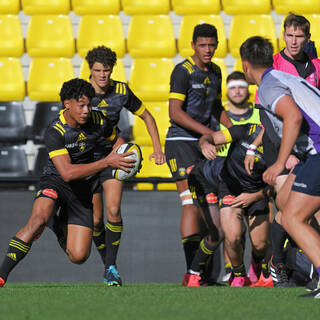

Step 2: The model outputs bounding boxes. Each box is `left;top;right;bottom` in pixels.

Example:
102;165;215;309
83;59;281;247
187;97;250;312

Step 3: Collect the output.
242;60;249;73
64;99;71;109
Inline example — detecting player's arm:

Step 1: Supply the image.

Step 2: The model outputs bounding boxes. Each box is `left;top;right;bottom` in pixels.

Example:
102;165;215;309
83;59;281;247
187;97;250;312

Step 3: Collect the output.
262;95;302;185
231;190;264;208
211;100;233;129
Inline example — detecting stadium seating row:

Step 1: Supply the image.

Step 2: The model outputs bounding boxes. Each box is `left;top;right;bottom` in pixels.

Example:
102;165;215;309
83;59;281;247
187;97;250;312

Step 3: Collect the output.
1;0;320;15
3;14;320;59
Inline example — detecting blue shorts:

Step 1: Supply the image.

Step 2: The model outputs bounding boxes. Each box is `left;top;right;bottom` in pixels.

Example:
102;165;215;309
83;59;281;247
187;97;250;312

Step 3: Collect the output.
291;153;320;196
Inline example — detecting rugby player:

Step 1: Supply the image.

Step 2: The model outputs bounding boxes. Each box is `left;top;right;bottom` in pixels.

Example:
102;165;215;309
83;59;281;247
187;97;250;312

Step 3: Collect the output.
165;23;232;282
240;36;320;298
85;46;165;286
0;78;134;287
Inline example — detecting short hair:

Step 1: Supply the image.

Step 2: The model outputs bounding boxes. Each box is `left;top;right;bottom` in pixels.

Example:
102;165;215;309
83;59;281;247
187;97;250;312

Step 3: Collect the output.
226;71;246;83
60;78;96;103
192;23;218;43
240;36;274;68
85;45;117;69
283;13;310;37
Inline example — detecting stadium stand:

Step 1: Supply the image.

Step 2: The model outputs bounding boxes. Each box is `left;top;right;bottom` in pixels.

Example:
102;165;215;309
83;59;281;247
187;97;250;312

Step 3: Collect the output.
178;15;227;58
212;58;228;102
122;0;171;15
27;58;75;101
26;15;75;58
129;58;174;101
21;0;71;15
272;0;320;14
127;15;176;58
222;0;272;14
0;15;24;57
71;0;120;15
0;0;20;14
77;15;125;58
171;0;221;15
0;58;25;101
32;146;48;177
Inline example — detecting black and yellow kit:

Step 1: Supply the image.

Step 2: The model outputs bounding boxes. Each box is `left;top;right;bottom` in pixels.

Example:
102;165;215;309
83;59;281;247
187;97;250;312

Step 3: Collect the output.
38;109;116;228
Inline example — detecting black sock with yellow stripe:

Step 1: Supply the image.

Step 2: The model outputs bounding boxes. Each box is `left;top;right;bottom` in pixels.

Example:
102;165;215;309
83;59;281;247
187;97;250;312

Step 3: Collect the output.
182;233;201;271
190;238;215;273
105;220;123;269
93;228;106;264
0;236;31;282
232;264;246;277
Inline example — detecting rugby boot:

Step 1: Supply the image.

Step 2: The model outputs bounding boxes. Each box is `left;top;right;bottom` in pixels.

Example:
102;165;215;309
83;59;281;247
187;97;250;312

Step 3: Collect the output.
300;287;320;299
104;265;122;287
230;275;251;287
250;274;273;287
185;274;201;287
182;273;191;286
0;277;5;288
248;258;262;284
270;257;295;287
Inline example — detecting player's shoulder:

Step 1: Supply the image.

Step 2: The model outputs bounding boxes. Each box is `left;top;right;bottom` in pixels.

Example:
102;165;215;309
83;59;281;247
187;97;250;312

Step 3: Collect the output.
90;109;110;126
110;79;130;96
47;110;67;136
174;58;195;75
210;61;222;76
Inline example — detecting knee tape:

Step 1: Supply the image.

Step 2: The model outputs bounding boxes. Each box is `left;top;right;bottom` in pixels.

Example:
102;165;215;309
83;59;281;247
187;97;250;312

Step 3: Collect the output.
180;189;193;206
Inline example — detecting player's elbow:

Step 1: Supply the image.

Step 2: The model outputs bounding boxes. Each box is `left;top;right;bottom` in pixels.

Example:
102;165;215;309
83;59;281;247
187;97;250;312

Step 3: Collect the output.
292;110;303;126
59;171;74;183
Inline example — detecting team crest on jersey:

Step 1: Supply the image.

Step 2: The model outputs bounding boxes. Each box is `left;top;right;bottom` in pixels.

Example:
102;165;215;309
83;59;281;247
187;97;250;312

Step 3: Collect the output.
204;76;211;85
179;168;186;177
77;133;87;152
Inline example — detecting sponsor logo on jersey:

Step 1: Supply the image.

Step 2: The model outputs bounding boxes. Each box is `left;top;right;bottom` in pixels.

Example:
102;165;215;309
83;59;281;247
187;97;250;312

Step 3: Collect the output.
42;189;58;199
222;195;235;205
293;182;307;188
206;193;218;204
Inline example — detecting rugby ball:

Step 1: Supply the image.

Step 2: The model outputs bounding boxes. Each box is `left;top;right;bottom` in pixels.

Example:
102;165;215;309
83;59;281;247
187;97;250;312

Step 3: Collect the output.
112;143;143;181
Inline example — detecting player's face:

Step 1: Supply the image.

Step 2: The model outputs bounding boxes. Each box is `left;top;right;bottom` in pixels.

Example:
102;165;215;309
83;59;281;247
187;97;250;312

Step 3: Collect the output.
191;37;218;65
227;85;249;107
283;26;309;59
64;95;92;127
90;62;113;90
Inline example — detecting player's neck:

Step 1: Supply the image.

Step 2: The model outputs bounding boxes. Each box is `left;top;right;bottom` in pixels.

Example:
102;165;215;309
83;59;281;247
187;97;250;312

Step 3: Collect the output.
283;47;304;61
191;54;210;71
63;110;81;128
227;102;250;115
90;79;109;95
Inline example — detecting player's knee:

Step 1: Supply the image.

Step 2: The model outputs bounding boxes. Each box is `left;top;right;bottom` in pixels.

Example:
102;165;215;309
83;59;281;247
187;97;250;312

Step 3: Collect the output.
68;250;90;264
225;234;242;249
106;204;121;220
251;240;268;254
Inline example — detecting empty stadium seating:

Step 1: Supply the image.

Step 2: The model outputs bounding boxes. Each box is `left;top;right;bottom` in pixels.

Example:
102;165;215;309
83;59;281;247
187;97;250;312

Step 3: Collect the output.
77;15;125;58
273;0;320;15
0;0;20;14
178;15;227;58
222;0;271;14
129;58;174;101
72;0;120;15
228;14;278;58
122;0;171;15
172;0;221;15
79;58;126;82
0;58;25;101
21;0;71;15
0;15;24;57
26;15;75;58
127;15;176;58
27;58;75;101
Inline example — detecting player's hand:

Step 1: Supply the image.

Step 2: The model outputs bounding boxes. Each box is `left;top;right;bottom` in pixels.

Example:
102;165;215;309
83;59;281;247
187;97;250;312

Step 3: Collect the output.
105;151;135;172
231;193;256;208
200;141;217;160
285;154;299;172
149;150;166;165
262;161;285;186
216;144;227;152
244;154;255;175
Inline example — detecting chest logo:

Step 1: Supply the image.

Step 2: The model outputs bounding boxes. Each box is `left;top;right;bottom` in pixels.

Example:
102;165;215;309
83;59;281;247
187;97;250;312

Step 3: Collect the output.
77;133;87;152
98;99;108;107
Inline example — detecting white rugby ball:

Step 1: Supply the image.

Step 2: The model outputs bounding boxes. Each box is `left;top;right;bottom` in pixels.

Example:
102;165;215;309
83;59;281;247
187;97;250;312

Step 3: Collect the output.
112;143;143;181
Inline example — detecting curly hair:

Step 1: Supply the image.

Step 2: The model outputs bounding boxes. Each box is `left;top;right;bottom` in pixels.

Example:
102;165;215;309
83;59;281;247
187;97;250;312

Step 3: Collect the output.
192;23;218;43
85;46;117;69
59;78;96;103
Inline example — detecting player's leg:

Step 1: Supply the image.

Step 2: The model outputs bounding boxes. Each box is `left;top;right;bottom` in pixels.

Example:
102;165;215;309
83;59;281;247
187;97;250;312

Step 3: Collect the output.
0;196;56;286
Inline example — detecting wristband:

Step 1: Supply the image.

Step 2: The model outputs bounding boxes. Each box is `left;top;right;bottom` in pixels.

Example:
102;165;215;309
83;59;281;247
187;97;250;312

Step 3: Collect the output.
246;149;256;156
248;144;257;150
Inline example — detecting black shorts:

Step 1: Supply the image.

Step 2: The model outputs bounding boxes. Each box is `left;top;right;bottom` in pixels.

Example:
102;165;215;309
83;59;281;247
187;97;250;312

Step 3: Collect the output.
94;147;116;187
218;180;269;216
35;175;95;229
165;139;204;181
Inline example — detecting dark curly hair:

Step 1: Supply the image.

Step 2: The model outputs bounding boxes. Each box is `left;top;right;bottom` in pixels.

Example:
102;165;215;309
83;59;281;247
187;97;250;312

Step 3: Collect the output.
59;78;96;103
193;23;218;43
85;46;117;69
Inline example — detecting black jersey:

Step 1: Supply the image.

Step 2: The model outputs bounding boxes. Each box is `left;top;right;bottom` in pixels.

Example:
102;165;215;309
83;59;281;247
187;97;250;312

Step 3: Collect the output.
166;57;223;140
43;109;116;177
220;124;267;194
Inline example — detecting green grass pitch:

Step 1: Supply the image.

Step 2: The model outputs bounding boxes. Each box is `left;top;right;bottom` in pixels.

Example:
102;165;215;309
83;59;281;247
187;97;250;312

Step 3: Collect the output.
0;283;318;320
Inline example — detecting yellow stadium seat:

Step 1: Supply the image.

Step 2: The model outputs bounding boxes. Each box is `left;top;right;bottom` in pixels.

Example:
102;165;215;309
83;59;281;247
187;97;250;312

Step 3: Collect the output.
228;15;278;58
222;0;271;14
132;101;169;146
27;58;75;101
135;146;174;190
22;0;71;14
172;0;220;15
178;15;227;59
127;15;176;58
0;15;24;57
71;0;120;15
0;58;25;101
77;15;125;58
211;58;227;103
0;0;20;14
273;0;320;15
122;0;170;14
26;15;75;58
129;58;174;101
79;58;126;83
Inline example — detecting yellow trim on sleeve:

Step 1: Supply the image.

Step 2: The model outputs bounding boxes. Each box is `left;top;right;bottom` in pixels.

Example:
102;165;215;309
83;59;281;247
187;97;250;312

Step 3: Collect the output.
169;92;186;101
221;129;233;143
133;103;146;116
49;148;69;159
105;127;117;141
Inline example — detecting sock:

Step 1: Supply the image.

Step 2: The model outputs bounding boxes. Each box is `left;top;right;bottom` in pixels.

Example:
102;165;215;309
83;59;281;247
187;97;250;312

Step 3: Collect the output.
181;233;201;271
316;266;320;277
232;264;246;277
190;238;215;273
105;220;123;269
271;219;287;265
93;228;106;264
225;262;232;274
0;236;32;282
261;261;270;277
